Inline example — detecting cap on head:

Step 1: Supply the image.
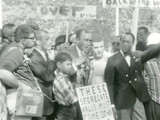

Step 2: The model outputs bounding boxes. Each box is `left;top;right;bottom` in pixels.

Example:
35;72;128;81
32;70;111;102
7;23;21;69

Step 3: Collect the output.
147;32;160;46
55;35;66;46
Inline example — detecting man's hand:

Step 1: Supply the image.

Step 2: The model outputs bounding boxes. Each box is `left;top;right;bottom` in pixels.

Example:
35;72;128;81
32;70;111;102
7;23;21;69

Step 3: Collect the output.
46;50;55;60
112;106;118;120
75;56;87;67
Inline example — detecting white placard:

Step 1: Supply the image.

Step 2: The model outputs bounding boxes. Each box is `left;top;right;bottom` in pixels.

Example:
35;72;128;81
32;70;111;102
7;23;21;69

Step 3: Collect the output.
76;83;114;120
37;5;96;20
103;0;160;8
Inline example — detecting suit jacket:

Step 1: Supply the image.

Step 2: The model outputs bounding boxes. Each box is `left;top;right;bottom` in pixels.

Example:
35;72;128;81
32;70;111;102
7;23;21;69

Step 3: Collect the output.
66;45;80;59
29;49;56;115
104;44;160;110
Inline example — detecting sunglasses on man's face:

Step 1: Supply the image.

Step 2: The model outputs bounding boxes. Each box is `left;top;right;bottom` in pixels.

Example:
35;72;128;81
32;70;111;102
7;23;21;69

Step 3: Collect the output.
112;42;120;46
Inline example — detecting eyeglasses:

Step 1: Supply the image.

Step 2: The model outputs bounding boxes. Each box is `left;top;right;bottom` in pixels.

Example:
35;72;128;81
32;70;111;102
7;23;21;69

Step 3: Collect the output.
112;42;120;46
22;37;36;42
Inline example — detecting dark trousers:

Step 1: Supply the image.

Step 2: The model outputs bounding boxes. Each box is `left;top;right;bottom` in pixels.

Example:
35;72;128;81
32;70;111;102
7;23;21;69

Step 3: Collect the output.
144;100;160;120
76;102;83;120
55;104;77;120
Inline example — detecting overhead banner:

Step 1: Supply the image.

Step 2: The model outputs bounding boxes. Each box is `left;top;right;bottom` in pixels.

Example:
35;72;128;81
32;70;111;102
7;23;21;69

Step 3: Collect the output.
76;83;114;120
103;0;160;7
37;5;96;20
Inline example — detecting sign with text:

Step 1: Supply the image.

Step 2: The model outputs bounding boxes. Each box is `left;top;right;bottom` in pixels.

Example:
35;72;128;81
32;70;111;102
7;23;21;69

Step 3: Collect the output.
37;5;96;20
103;0;160;7
76;83;114;120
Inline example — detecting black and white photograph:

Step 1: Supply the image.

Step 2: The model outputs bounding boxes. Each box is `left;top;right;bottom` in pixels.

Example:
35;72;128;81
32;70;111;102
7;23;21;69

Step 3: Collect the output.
1;0;160;120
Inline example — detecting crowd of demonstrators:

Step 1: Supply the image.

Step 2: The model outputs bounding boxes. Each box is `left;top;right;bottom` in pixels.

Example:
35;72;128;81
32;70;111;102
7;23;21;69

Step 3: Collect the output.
1;22;160;120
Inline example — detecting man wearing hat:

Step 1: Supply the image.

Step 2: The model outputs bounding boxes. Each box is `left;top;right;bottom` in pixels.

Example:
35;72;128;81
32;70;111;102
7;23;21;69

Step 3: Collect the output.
55;35;69;52
143;33;160;120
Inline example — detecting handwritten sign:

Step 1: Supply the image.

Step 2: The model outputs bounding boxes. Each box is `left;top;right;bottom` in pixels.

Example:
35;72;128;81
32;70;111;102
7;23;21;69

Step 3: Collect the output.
103;0;160;7
37;5;96;20
76;83;114;120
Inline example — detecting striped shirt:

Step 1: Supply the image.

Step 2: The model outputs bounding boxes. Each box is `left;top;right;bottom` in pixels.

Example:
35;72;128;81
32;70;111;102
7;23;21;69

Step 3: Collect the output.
53;71;78;105
144;58;160;104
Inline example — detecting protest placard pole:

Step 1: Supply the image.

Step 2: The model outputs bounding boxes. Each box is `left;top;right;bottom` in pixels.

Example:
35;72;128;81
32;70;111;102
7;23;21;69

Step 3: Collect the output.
115;7;119;36
66;19;70;42
0;0;2;28
131;7;139;51
76;83;114;120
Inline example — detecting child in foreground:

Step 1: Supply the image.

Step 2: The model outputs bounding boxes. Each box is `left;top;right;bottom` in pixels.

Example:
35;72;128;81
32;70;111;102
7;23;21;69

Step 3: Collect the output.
53;52;78;120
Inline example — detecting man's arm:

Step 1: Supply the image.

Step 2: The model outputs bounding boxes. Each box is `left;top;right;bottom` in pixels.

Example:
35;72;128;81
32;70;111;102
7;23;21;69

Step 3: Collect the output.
139;44;160;63
104;58;115;104
0;69;18;88
0;48;22;88
29;60;56;82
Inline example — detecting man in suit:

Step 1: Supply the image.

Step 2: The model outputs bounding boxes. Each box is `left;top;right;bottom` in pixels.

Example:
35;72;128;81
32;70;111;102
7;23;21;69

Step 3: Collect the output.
104;32;160;120
29;30;56;120
67;29;93;120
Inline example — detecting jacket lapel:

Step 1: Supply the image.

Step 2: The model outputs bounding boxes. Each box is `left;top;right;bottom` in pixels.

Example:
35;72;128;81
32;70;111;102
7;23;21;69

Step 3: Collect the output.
32;49;47;65
118;51;130;68
129;52;137;73
115;52;130;73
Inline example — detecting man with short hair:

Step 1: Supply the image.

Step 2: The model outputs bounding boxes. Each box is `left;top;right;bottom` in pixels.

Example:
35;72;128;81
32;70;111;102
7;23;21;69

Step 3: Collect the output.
110;36;120;54
88;33;112;85
67;29;93;120
136;25;150;51
0;24;36;120
0;23;16;54
29;30;57;120
104;32;160;120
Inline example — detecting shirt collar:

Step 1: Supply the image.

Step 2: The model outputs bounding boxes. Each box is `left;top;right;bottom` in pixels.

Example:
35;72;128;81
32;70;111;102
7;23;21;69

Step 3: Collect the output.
120;50;131;57
55;69;69;77
34;48;47;61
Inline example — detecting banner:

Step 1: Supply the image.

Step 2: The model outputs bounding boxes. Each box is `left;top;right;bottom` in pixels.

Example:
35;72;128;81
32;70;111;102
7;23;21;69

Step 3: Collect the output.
103;0;160;7
76;83;114;120
37;5;96;20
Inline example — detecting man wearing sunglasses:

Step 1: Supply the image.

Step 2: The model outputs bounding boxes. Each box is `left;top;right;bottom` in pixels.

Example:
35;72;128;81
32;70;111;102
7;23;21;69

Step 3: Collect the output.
0;24;36;120
111;36;120;54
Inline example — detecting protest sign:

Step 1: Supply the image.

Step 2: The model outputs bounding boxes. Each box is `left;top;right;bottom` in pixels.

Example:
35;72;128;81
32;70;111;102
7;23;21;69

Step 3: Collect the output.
37;5;96;20
76;83;114;120
103;0;160;7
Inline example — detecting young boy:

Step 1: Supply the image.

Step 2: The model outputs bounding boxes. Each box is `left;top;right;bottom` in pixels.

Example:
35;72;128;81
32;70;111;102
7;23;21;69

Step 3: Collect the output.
53;52;78;120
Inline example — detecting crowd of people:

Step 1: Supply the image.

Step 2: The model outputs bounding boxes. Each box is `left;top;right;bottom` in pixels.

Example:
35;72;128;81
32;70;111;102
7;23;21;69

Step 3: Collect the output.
0;23;160;120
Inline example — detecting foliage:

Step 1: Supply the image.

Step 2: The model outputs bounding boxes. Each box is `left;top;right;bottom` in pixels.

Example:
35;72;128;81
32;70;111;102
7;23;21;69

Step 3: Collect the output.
2;0;160;46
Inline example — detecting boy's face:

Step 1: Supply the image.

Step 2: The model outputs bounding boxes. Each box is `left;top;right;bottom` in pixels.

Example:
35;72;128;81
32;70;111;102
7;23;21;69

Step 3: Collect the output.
58;59;73;75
